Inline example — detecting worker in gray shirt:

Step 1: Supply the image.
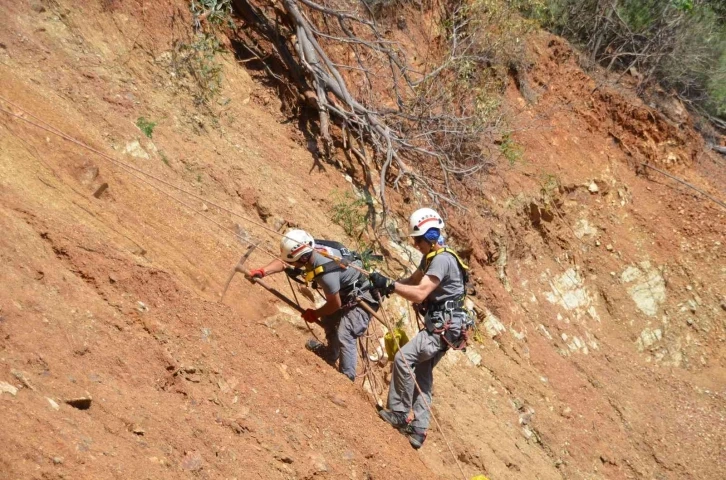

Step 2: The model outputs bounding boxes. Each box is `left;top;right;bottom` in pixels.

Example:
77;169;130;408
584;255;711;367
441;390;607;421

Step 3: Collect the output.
249;229;377;381
369;208;473;449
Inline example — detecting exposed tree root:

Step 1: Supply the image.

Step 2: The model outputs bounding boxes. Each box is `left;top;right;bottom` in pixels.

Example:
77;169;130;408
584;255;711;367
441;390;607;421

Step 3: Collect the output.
230;0;500;214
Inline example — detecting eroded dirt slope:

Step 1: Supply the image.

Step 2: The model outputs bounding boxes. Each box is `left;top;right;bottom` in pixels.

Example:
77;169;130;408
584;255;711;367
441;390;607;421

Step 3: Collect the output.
0;2;445;479
1;2;724;480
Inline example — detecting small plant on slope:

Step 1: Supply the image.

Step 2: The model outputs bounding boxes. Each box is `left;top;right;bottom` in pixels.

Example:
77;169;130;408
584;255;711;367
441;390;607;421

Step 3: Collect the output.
329;190;381;271
136;117;157;139
500;132;524;166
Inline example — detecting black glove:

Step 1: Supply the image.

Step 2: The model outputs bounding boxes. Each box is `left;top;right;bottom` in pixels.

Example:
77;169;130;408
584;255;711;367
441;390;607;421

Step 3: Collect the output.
369;272;395;296
284;266;304;279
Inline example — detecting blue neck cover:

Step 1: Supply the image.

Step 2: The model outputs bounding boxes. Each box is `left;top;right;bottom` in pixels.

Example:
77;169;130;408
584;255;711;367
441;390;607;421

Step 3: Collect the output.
423;228;440;243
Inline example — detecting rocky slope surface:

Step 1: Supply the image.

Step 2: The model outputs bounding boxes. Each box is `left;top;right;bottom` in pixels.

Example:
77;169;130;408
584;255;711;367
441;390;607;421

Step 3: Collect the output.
1;2;724;479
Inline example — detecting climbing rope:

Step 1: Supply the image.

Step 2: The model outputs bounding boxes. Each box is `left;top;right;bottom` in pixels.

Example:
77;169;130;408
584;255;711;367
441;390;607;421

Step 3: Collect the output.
356;334;385;405
641;163;726;210
0;96;369;275
372;293;468;480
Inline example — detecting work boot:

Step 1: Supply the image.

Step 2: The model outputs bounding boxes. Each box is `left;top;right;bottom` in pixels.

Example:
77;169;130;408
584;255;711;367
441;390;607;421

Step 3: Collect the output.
402;425;427;450
378;409;408;429
305;338;324;353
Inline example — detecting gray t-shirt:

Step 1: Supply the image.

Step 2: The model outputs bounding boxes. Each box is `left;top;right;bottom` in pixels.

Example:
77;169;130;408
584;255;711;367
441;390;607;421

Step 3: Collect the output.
309;248;376;304
418;251;465;304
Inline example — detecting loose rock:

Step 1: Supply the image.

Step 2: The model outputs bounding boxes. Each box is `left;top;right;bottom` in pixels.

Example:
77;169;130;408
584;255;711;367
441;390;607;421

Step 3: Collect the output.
224;416;252;435
66;396;92;410
277;363;291;381
329;394;347;408
519;412;533;425
47;397;60;410
254;200;272;221
93;182;109;199
181;451;203;471
0;381;18;396
308;453;328;473
11;370;35;390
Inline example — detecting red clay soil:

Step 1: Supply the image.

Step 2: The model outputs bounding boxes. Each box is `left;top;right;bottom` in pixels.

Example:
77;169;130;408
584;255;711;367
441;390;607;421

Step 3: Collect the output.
1;2;724;480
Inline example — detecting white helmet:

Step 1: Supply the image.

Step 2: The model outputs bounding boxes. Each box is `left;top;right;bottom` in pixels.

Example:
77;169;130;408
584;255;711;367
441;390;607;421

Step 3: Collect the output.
409;208;444;237
280;229;315;262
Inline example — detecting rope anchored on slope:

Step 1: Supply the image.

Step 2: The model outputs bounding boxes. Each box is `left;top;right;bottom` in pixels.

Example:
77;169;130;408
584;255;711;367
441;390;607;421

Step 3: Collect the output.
0;95;369;275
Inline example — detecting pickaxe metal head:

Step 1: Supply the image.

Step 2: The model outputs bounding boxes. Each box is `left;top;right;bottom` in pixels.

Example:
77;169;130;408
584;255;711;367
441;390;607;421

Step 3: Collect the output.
220;245;256;302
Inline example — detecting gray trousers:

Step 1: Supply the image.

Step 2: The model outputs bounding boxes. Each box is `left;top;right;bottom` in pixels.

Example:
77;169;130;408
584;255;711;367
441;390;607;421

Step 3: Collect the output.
319;305;371;381
387;329;445;431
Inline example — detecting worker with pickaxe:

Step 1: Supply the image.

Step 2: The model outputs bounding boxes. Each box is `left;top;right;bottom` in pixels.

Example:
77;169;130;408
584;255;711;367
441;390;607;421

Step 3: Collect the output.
248;229;378;381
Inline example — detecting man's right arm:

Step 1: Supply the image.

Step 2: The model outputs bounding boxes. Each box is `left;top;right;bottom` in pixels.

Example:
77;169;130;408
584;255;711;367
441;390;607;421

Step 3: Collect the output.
249;259;286;278
397;268;424;285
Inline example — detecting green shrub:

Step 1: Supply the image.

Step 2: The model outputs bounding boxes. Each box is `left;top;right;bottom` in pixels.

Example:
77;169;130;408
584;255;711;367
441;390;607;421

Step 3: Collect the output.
172;33;226;105
169;1;232;105
329;190;382;270
500;132;524;166
135;117;157;138
707;49;726;116
525;0;726;119
330;191;368;239
190;0;233;26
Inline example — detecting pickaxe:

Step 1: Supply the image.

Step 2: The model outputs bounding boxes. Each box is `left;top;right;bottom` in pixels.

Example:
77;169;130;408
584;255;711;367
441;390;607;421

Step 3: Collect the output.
220;244;257;303
220;244;304;313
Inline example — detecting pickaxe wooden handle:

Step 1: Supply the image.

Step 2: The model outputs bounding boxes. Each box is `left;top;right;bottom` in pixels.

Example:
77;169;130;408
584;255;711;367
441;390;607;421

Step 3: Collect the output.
250;277;305;313
356;297;390;330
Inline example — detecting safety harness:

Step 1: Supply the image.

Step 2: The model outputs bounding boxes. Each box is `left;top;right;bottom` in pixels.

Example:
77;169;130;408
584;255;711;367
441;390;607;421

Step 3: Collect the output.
301;239;360;282
417;247;474;351
288;240;373;308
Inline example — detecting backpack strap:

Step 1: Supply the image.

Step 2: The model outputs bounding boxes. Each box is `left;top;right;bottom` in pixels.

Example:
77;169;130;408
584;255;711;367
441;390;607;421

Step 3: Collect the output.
423;247;469;275
421;247;470;313
303;261;346;283
314;239;360;262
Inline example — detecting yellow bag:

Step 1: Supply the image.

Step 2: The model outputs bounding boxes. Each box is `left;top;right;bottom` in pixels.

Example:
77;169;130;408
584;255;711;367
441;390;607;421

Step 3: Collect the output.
470;476;491;480
384;328;409;358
